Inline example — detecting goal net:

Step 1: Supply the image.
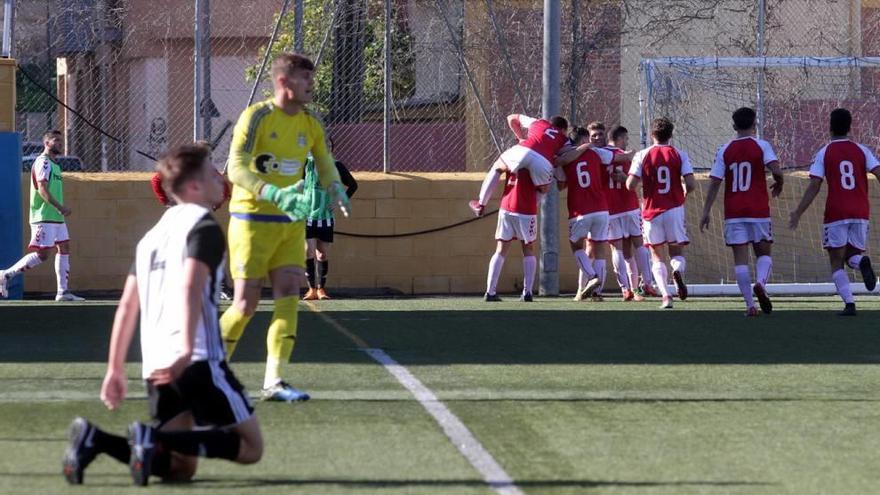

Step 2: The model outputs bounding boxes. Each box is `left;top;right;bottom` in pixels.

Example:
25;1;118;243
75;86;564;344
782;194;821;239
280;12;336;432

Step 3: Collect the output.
639;56;880;295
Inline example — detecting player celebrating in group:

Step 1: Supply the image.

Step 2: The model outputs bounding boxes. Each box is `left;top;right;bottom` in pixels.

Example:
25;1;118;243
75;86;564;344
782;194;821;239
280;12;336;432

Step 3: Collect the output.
0;130;84;301
62;145;263;486
220;53;350;401
626;117;695;309
469;113;569;217
789;108;878;316
700;107;784;316
556;125;632;301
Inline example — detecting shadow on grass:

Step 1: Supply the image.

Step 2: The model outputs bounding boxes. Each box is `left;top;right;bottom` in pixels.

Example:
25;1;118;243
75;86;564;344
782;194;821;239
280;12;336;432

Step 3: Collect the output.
1;306;879;365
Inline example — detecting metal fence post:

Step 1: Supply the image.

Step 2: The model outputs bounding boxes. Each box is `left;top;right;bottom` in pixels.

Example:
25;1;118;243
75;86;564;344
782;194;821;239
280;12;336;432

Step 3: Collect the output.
2;0;15;58
194;0;204;141
294;0;304;53
539;0;560;296
383;0;391;173
756;0;765;139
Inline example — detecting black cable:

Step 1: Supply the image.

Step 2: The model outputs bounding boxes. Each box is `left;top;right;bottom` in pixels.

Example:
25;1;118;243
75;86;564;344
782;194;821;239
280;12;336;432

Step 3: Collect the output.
17;64;157;162
336;209;499;238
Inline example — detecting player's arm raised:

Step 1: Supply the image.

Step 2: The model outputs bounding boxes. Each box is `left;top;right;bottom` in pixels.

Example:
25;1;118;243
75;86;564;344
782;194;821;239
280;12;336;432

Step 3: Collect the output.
101;273;140;410
506;114;528;141
555;143;590;167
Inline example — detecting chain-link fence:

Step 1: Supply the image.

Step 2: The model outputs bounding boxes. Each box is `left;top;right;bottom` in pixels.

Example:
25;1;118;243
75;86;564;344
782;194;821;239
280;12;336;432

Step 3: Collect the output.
3;1;880;173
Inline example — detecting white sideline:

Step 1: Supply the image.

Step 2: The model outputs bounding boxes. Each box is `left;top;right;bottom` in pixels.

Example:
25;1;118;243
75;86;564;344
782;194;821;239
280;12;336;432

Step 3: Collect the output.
685;282;874;296
363;348;525;495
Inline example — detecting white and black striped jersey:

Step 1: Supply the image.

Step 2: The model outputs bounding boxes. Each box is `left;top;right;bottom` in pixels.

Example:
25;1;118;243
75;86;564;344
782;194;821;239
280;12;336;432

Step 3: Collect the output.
133;203;227;378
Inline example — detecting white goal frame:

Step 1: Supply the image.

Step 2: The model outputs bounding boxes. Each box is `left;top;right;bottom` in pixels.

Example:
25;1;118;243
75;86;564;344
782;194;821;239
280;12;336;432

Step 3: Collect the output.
638;56;880;296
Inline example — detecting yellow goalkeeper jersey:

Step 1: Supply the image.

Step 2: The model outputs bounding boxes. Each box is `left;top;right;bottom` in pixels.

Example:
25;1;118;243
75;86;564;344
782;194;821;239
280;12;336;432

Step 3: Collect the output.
228;99;341;216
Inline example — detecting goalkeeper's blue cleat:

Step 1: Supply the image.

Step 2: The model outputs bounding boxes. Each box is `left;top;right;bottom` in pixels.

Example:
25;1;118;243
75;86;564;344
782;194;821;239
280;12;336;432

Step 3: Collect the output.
261;381;311;402
62;417;98;485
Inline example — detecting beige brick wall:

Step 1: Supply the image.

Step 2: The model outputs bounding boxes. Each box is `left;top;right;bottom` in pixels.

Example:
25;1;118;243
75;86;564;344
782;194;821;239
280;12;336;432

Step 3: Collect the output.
17;171;856;295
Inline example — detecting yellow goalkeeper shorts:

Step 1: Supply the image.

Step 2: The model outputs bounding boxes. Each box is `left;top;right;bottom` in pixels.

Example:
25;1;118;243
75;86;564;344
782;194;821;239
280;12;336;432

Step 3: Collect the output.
227;214;306;280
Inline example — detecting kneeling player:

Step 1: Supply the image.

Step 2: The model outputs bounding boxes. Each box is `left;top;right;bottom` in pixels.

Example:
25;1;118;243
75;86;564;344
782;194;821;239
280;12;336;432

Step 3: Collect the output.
62;145;263;486
556;126;631;300
789;108;879;316
469;114;568;216
700;107;784;316
626;118;695;309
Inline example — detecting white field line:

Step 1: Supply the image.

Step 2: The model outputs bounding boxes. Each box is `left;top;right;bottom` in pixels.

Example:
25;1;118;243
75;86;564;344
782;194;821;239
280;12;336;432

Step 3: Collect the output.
363;348;525;495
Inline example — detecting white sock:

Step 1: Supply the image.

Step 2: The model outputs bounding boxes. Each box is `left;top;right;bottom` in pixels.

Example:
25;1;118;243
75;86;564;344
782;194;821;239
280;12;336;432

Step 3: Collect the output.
847;254;863;270
832;269;854;304
594;259;607;294
578;268;586;290
652;261;670;297
735;264;755;309
264;359;282;389
478;169;502;206
523;256;536;295
5;252;42;278
670;255;686;274
55;254;70;294
486;253;505;295
637;246;653;286
574;251;595;280
625;257;639;291
612;250;629;290
755;255;772;286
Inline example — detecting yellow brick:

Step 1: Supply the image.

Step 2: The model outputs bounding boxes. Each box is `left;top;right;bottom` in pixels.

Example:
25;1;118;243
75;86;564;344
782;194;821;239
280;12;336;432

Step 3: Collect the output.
333;275;376;288
392;179;433;199
393;218;454;235
450;275;485;294
413;276;450;294
335;218;394;236
375;199;415;218
349;199;376;218
375;238;413;257
376;275;413;294
94;182;133;200
352;180;393;199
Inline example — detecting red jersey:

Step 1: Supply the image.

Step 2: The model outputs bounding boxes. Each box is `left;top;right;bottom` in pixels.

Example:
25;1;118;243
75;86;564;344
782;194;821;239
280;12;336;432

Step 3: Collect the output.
629;144;693;221
604;146;640;215
710;136;778;221
518;115;568;162
809;139;880;223
556;147;614;218
500;169;539;215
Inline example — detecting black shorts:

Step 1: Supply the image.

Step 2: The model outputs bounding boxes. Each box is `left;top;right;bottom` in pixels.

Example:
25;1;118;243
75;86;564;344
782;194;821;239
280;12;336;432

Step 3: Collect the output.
306;222;334;243
147;360;254;428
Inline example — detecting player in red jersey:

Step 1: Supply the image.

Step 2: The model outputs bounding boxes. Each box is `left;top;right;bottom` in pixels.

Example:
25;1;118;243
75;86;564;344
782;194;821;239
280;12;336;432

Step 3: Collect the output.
700;107;784;316
469;114;569;216
605;125;654;301
789;108;879;316
556;125;632;301
482;166;550;301
626;117;695;309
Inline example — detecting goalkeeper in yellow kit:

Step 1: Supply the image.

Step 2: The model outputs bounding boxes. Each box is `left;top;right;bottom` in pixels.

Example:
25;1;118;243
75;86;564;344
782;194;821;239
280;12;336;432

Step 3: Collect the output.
221;53;350;401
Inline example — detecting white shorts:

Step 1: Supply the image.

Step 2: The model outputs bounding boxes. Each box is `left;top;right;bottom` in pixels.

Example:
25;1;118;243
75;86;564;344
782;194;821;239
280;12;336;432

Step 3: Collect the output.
569;211;609;243
497;145;554;186
643;206;689;247
724;220;773;246
607;209;642;241
823;220;868;251
29;222;69;249
496;210;538;244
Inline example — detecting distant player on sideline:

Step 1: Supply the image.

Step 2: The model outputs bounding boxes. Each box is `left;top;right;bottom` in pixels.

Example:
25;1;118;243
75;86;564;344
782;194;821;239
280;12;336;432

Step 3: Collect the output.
0;130;83;301
555;125;632;301
789;108;879;316
221;53;349;402
483;167;550;302
626;117;695;309
469;114;569;216
700;107;784;316
302;137;358;300
62;145;263;486
606;125;656;300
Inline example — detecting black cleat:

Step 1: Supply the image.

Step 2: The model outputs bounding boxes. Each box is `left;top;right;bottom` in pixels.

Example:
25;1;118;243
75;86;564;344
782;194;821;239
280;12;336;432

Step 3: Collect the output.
839;303;857;316
484;293;502;302
672;270;688;301
128;421;156;486
62;417;98;485
519;292;533;302
753;283;772;314
860;257;877;292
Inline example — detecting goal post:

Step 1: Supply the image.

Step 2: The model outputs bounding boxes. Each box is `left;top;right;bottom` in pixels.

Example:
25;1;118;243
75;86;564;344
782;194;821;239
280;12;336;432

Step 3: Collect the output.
639;56;880;296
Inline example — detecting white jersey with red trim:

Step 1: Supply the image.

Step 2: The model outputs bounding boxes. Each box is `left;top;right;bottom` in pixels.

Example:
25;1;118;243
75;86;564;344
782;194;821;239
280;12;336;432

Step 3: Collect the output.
809;139;880;223
628;144;693;221
710;136;778;221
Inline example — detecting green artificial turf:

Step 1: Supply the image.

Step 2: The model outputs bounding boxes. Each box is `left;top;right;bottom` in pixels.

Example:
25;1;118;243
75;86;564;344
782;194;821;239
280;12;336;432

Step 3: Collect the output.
0;296;878;494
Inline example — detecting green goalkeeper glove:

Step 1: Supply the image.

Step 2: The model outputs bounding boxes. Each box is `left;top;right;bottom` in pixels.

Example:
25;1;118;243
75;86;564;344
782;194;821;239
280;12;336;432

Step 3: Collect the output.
328;181;351;218
260;181;310;220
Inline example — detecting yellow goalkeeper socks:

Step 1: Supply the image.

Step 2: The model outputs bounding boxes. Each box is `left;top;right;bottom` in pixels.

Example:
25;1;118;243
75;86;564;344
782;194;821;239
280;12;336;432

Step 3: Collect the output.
264;296;299;388
220;306;253;359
